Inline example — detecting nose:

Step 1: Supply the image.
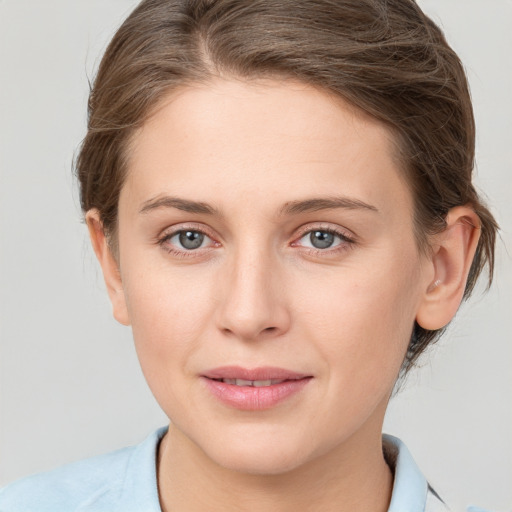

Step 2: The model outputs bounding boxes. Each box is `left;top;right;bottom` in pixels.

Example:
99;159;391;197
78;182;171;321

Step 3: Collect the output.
215;246;291;341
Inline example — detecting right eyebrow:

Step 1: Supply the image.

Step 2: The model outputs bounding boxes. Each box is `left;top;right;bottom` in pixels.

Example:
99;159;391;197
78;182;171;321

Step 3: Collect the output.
139;196;219;216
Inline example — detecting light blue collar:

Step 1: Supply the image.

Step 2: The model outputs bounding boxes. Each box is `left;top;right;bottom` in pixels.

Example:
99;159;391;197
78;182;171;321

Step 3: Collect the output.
384;433;430;512
114;426;168;512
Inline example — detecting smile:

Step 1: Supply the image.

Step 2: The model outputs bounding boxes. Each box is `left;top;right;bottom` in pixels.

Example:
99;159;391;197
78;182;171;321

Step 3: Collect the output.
212;378;287;387
202;367;312;410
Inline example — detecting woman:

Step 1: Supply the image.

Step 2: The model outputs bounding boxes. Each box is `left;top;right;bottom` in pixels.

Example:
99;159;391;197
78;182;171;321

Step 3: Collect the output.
0;0;501;511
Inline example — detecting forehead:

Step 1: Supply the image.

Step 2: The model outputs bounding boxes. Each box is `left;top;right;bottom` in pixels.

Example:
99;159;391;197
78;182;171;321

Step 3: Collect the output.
122;78;412;220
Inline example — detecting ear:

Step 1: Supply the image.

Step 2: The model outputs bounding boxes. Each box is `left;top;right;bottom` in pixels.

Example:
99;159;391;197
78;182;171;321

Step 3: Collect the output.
416;206;481;331
86;209;131;326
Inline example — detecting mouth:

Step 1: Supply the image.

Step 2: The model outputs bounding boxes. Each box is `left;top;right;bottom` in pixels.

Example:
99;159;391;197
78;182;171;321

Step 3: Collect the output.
210;378;289;387
201;366;312;410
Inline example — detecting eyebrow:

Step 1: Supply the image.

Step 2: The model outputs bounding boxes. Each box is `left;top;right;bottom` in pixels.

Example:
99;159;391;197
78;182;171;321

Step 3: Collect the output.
139;196;219;215
279;196;379;216
139;195;379;216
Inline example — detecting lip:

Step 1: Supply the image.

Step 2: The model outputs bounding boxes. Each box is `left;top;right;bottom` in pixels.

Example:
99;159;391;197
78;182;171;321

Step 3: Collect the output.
201;366;313;411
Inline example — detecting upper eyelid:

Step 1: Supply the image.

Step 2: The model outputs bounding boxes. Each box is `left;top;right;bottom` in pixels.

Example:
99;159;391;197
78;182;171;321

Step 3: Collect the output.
160;223;217;239
294;223;355;241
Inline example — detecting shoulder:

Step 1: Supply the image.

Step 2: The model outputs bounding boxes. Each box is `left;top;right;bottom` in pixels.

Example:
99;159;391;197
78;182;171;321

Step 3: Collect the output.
425;491;494;512
0;446;133;512
0;427;167;512
383;434;493;512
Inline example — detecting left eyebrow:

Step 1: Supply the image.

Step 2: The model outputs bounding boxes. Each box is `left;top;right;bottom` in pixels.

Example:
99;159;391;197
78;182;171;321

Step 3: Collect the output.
279;196;379;216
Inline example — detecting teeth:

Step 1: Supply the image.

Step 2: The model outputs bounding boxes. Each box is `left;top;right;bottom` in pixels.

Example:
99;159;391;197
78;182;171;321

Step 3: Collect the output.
236;379;253;386
252;380;272;387
220;379;285;387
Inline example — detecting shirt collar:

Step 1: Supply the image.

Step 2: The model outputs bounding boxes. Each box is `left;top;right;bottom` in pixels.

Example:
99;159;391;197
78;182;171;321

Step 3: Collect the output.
115;426;168;512
383;433;430;512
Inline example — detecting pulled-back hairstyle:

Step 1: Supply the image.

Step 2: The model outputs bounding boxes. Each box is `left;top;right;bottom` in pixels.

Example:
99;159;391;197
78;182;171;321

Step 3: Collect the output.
76;0;498;373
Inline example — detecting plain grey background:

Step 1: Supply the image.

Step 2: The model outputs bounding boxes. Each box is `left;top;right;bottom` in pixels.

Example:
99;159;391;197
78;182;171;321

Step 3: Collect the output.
1;0;511;510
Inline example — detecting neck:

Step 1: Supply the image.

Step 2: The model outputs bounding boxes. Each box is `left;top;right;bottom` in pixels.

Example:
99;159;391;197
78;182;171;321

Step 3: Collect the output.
157;423;393;512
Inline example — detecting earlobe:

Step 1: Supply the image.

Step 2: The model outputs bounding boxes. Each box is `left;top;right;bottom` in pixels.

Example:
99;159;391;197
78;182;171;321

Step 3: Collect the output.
416;206;481;331
86;210;131;326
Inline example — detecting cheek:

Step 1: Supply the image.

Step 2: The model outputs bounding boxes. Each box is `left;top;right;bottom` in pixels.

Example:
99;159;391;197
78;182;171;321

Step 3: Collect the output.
120;263;220;420
295;250;421;395
121;258;216;372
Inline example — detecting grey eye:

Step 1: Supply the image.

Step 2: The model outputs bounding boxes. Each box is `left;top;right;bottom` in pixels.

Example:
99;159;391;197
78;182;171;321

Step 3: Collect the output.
309;231;335;249
177;231;205;250
297;229;344;250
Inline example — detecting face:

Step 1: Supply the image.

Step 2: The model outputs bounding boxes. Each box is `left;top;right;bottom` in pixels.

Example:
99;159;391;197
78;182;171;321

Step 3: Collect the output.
111;78;433;474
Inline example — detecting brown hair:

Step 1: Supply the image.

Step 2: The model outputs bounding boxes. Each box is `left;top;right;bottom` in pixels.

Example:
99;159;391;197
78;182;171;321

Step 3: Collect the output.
76;0;498;372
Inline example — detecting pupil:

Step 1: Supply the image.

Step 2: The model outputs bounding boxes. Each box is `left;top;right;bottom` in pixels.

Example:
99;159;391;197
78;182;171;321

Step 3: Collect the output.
310;231;334;249
179;231;204;250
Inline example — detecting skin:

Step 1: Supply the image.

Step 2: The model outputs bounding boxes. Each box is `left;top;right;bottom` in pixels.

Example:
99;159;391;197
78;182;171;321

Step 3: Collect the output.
88;78;480;512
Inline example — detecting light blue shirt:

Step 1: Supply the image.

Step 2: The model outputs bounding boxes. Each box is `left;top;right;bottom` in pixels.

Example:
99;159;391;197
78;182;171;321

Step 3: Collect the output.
0;427;489;511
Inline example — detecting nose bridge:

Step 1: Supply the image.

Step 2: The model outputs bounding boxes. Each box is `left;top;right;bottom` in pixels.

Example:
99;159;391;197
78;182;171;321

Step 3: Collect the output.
216;240;289;340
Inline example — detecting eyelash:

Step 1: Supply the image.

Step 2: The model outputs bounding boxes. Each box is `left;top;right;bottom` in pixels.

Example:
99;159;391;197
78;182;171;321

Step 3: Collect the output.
157;224;356;259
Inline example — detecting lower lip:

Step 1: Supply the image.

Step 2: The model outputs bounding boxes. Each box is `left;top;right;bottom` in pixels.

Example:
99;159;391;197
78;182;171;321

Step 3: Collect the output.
202;377;312;410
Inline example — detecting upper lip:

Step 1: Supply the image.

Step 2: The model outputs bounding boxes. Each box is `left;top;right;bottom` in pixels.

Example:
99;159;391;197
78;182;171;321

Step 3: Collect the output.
201;366;311;381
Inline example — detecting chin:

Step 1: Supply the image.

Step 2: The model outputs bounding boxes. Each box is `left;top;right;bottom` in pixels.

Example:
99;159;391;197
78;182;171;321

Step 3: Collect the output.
191;422;320;476
210;442;308;476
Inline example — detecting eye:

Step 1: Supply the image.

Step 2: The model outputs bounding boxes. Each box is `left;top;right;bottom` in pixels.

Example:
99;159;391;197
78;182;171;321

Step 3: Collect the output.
164;230;213;251
303;230;339;249
294;228;354;251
